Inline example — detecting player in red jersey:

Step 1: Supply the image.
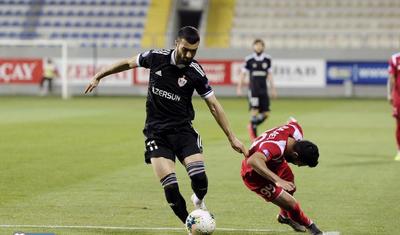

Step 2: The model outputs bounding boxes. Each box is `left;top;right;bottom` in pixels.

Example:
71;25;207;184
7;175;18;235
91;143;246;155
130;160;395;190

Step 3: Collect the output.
388;52;400;161
241;118;323;235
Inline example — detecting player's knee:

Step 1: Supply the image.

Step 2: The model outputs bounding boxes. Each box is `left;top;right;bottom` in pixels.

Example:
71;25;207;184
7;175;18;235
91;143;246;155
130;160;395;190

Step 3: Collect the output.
186;161;208;197
186;161;207;183
160;173;180;202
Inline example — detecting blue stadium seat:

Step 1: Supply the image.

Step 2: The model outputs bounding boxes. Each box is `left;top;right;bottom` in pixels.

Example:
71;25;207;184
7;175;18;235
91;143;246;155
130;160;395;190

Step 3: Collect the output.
94;22;102;27
42;21;51;27
101;32;110;38
56;10;64;16
11;21;20;26
50;32;59;38
97;11;105;16
112;32;121;38
137;22;144;28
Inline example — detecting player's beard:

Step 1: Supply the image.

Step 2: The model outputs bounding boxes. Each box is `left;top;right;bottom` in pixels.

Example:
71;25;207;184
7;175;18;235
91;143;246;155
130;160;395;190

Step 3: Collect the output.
177;56;192;66
285;154;294;164
176;51;193;66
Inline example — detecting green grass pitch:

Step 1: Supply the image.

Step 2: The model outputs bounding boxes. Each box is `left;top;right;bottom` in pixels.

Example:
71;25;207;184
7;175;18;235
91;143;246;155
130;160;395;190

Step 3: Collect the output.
0;96;399;235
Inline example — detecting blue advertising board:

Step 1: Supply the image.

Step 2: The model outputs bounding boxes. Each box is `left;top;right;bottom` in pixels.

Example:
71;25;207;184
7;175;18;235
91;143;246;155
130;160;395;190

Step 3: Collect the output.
327;61;388;85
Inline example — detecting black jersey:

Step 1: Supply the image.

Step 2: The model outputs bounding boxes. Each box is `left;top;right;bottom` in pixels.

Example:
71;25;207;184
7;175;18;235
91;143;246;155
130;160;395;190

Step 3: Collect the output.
137;49;213;133
243;53;272;96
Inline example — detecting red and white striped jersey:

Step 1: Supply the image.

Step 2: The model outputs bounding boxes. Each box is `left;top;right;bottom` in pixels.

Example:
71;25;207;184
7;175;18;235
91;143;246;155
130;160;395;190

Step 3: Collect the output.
241;121;303;176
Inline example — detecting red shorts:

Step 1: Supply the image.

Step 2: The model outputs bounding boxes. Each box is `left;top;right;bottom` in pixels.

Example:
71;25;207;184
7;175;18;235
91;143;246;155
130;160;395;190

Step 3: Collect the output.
241;166;295;202
393;96;400;119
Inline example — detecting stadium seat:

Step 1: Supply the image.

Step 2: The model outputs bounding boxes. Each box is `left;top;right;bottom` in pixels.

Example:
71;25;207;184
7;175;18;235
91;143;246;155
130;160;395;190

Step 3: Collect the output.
0;0;149;47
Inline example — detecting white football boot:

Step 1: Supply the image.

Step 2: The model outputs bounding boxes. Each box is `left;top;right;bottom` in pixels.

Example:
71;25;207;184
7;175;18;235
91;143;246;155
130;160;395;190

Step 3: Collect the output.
191;193;207;210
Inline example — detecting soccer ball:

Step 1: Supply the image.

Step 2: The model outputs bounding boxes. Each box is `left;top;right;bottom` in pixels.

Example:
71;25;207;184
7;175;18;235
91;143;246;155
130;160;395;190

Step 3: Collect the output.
185;209;216;235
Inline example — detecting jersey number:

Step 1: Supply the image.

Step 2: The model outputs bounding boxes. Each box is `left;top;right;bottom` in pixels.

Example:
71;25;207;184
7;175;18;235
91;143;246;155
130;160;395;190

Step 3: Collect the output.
260;184;276;199
146;140;158;151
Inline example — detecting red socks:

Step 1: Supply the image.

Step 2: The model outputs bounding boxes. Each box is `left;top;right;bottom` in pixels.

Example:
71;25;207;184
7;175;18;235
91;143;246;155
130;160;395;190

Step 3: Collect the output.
287;202;312;227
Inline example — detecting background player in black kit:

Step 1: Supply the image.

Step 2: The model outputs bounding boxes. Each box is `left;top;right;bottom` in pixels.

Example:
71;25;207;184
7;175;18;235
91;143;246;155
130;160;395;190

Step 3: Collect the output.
85;26;247;229
237;39;277;141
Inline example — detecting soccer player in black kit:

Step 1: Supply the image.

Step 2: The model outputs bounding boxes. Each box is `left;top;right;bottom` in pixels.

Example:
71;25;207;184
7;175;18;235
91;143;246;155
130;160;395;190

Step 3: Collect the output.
237;39;277;141
85;26;247;231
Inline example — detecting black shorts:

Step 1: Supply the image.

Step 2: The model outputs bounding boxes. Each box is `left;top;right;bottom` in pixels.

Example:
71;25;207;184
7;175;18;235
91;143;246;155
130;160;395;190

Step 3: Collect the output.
144;126;203;164
248;92;270;112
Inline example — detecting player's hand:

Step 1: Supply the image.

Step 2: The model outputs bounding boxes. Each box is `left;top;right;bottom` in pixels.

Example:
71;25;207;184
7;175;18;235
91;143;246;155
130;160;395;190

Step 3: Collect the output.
271;89;278;99
388;96;393;105
236;87;243;96
84;78;100;94
276;179;296;192
229;136;249;157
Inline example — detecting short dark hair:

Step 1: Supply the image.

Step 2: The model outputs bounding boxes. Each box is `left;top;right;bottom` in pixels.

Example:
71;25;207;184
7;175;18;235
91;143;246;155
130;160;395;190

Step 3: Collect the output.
253;38;265;46
177;26;200;44
294;140;319;167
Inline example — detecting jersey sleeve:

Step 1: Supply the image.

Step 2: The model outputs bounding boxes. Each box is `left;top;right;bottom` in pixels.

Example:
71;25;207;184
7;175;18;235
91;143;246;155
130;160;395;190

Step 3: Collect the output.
287;121;303;141
258;141;285;161
190;62;214;99
136;50;154;69
267;57;272;73
242;58;251;73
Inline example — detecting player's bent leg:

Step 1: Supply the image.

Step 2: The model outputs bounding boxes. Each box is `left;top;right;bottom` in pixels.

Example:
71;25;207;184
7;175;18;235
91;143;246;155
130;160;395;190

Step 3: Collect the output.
184;154;208;210
273;192;306;233
151;157;189;223
162;176;189;223
272;191;323;234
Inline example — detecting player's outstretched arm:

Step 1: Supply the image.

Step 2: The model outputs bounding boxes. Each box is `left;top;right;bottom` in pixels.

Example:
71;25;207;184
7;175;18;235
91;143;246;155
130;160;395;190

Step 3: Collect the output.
268;74;277;99
84;55;139;94
205;94;248;157
247;152;295;192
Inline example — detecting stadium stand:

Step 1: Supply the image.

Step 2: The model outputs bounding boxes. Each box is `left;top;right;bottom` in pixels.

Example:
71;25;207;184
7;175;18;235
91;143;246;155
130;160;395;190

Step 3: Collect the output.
0;0;149;47
205;0;235;48
231;0;400;49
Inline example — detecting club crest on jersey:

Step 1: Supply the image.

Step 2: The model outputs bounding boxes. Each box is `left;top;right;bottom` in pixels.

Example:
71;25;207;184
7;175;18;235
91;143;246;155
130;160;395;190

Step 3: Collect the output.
178;76;187;87
262;62;267;69
252;63;257;68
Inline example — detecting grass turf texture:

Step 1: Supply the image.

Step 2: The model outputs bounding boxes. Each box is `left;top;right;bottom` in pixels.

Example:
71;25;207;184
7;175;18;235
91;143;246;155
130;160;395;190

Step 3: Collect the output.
0;96;398;235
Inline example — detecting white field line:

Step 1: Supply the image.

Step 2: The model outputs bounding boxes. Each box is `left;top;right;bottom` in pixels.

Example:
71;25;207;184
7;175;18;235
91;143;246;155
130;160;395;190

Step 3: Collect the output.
0;224;287;232
0;224;340;234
